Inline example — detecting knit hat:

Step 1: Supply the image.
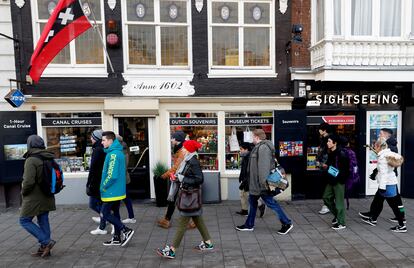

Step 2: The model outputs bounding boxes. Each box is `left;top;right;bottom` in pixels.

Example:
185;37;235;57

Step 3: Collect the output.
171;131;186;142
183;140;202;153
27;135;45;149
92;129;103;141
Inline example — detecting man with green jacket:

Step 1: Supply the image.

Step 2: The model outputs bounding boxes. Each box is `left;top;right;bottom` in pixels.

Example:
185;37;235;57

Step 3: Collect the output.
19;135;56;258
100;131;134;246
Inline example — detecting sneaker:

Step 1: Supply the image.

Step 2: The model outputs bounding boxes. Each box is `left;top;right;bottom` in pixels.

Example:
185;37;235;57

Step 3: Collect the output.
332;218;338;225
122;218;137;224
332;223;346;230
258;204;266;218
236;210;248;216
156;245;176;259
235;224;254;231
390;225;407;233
389;217;407;224
157;218;171;229
361;218;377;226
359;212;371;220
41;240;56;258
103;236;122;246
194;241;214;251
90;227;107;235
111;224;115;235
121;227;135;247
319;205;330;215
92;216;101;224
278;224;293;235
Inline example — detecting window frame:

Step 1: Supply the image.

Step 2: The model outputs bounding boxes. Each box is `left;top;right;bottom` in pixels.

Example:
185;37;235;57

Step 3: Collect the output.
122;0;193;77
207;0;276;78
30;0;107;77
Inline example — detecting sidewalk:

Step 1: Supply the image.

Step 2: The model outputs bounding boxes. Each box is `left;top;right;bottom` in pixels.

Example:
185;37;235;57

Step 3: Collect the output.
1;198;414;267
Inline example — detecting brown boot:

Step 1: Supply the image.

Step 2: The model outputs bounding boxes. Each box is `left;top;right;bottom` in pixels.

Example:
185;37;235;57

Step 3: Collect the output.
187;220;196;229
31;246;46;257
157;218;171;229
41;240;56;258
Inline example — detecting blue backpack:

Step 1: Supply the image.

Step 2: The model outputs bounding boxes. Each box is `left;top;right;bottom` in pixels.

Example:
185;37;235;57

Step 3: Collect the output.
342;147;360;208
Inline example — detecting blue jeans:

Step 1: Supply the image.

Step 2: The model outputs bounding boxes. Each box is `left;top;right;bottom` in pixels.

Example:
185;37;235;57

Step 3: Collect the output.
89;197;106;229
20;212;51;246
245;194;291;228
101;201;124;236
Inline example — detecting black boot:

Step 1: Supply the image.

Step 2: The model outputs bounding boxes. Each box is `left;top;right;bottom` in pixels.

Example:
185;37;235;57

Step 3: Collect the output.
236;209;248;216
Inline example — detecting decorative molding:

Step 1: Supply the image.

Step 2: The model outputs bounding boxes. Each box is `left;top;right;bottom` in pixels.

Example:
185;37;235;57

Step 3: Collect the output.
15;0;25;8
279;0;288;14
195;0;203;13
122;78;195;96
107;0;116;10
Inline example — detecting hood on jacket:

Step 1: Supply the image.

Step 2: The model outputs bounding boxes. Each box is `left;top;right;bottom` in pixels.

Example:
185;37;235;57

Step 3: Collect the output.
27;135;45;150
259;139;275;152
104;139;123;154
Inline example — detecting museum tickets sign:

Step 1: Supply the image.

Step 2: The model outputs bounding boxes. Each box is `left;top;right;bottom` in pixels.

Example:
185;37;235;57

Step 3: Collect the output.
122;78;195;96
314;94;399;105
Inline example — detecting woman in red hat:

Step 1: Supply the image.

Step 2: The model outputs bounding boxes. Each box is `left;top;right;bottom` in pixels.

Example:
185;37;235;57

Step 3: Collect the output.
157;140;214;259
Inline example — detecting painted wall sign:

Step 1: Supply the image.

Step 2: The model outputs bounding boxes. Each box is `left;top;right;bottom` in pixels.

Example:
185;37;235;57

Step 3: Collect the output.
122;78;195;96
314;94;399;105
41;117;102;127
225;117;273;125
170;118;217;126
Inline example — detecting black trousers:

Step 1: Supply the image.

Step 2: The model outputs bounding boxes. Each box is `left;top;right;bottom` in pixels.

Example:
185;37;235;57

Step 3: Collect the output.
370;189;405;226
165;191;179;221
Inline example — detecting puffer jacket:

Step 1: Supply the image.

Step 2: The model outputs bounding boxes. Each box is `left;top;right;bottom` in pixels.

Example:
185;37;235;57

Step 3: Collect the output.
376;148;403;190
20;148;56;217
248;140;275;196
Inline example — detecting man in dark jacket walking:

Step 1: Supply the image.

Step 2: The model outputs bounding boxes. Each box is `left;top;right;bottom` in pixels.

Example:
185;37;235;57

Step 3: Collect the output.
235;129;293;235
19;135;56;258
86;129;108;235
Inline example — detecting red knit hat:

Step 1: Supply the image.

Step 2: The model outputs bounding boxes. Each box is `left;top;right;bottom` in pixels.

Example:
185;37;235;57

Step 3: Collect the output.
183;140;202;153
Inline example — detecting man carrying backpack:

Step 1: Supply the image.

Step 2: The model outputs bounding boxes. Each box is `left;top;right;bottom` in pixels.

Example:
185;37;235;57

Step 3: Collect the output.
19;135;56;258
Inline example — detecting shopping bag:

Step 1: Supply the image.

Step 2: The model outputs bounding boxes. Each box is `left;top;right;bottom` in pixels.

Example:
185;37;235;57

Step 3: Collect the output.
229;127;239;152
243;127;253;143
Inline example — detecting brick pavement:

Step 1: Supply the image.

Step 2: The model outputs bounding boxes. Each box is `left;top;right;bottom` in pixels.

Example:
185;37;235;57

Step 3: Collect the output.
1;198;414;267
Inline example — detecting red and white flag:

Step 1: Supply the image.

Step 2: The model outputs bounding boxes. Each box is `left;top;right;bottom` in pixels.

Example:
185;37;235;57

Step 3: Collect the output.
28;0;92;83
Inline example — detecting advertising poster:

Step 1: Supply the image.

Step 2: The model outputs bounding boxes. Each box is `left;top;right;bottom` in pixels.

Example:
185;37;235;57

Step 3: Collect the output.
366;111;401;195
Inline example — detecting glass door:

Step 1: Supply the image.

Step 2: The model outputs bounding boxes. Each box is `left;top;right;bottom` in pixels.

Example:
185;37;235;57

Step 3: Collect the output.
118;117;150;199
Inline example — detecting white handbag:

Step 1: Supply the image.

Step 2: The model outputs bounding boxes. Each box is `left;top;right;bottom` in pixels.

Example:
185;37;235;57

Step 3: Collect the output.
243;127;253;143
229;127;240;152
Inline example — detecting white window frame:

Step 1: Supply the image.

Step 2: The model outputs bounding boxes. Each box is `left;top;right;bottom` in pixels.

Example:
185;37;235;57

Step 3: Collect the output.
122;0;193;78
207;0;276;78
312;0;413;44
30;0;107;78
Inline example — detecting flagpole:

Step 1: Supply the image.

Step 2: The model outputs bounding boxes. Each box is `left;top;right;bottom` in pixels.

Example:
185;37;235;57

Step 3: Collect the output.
80;0;115;74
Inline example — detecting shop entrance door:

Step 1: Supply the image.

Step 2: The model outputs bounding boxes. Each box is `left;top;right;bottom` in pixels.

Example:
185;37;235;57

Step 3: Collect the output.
118;117;150;199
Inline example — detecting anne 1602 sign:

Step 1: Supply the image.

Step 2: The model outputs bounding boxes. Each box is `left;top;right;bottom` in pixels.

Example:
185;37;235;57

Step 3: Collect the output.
159;82;183;90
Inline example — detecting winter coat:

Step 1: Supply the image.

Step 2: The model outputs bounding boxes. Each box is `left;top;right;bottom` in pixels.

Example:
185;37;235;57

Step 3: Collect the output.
376;148;403;190
239;152;250;191
178;155;204;216
100;139;126;202
86;141;106;197
248;140;275;196
20;148;56;217
325;148;350;185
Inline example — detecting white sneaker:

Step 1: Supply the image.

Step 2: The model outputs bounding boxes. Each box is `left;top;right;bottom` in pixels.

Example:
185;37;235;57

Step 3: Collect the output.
122;218;137;224
111;224;115;235
92;216;101;224
90;227;107;235
319;205;330;215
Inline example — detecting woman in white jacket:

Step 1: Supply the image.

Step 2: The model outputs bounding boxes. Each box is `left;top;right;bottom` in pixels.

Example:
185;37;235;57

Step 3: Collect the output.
360;137;406;232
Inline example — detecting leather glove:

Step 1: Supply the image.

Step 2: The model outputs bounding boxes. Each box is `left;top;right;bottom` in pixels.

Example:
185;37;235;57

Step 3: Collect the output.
370;168;378;181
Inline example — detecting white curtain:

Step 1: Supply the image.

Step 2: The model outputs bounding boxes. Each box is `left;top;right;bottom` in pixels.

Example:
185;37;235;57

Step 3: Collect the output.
380;0;401;36
352;0;372;35
316;0;324;41
333;0;341;35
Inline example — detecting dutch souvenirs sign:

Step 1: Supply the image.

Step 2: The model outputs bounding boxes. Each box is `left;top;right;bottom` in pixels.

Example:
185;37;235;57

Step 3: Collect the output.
4;89;26;108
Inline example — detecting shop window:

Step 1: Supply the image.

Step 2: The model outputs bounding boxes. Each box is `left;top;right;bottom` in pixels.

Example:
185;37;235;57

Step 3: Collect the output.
34;0;104;65
208;0;274;75
225;112;273;170
41;112;102;173
170;113;218;170
124;0;190;68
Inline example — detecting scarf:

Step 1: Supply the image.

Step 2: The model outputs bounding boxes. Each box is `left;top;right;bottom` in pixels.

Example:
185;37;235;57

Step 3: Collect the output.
167;151;197;201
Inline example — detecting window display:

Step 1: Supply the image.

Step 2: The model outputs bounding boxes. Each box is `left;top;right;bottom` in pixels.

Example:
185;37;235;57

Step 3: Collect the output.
170;113;218;170
225;112;273;170
41;112;102;173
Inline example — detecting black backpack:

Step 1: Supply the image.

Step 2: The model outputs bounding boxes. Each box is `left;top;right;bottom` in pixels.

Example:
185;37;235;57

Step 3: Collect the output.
33;155;65;196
